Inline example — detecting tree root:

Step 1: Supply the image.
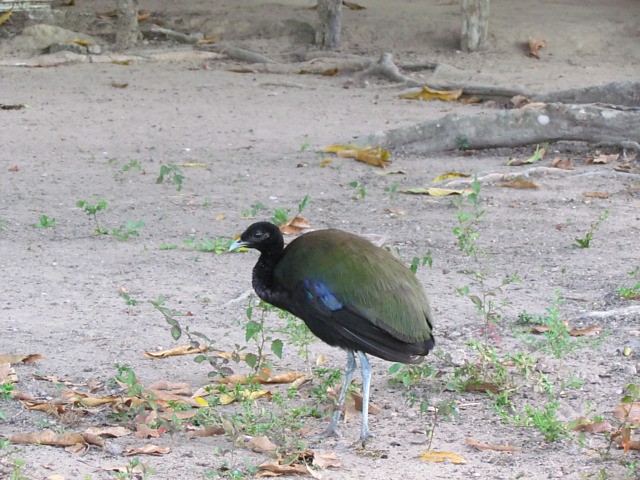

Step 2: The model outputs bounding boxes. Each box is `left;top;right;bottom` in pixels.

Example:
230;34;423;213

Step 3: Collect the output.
355;103;640;153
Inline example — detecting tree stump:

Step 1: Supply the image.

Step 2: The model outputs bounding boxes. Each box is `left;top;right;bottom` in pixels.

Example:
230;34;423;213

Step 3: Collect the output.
461;0;490;52
316;0;342;50
115;0;141;51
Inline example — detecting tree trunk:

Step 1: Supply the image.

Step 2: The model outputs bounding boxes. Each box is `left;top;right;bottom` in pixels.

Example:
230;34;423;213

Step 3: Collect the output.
316;0;342;50
115;0;141;51
461;0;490;52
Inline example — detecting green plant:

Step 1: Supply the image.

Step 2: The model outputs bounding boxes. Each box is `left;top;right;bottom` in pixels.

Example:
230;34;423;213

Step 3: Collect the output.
0;382;15;400
111;220;145;240
76;198;108;234
456;136;470;150
33;215;56;228
348;181;366;199
114;457;154;480
453;178;520;346
384;182;399;199
156;163;185;191
270;195;310;226
184;237;234;254
119;159;142;175
388;362;435;389
574;209;609;248
277;308;316;370
243;299;284;372
242;202;267;219
410;253;433;274
617;267;640;300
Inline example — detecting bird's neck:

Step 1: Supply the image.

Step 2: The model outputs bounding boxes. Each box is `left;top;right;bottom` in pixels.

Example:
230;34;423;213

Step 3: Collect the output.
252;251;284;306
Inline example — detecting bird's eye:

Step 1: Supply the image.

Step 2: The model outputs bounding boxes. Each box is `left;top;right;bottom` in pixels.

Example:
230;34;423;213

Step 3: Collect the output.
254;231;267;240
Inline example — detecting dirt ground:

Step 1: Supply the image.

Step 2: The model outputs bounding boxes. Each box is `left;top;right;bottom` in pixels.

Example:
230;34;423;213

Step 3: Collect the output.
1;0;640;479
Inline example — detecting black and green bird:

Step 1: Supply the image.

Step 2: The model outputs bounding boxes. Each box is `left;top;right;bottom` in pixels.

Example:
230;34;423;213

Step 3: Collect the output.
230;222;435;444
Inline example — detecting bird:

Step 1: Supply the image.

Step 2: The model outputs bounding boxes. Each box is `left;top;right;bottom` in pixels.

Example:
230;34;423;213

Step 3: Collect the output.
230;221;435;445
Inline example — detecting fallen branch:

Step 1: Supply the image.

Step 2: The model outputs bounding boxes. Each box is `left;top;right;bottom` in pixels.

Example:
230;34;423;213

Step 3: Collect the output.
533;81;640;107
148;25;204;44
356;103;640;153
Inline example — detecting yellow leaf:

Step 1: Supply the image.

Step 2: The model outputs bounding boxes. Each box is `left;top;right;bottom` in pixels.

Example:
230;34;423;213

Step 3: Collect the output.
373;169;406;176
321;67;339;76
343;1;365;10
143;344;208;358
196;36;218;45
323;144;370;153
177;163;207;167
432;172;471;183
418;450;467;464
400;85;463;102
319;158;333;167
0;8;13;28
400;187;472;196
194;396;209;407
71;39;91;47
496;179;540;189
336;147;390;168
112;59;131;66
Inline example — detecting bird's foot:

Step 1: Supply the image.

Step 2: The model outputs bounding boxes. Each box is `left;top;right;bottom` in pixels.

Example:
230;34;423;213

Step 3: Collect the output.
309;425;341;441
352;432;373;450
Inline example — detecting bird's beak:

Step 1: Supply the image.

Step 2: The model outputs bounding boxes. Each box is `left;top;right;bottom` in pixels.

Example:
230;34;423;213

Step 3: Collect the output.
229;238;247;252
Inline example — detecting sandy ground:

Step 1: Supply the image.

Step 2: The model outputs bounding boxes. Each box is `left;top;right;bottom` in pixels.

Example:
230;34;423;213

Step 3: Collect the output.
1;0;640;479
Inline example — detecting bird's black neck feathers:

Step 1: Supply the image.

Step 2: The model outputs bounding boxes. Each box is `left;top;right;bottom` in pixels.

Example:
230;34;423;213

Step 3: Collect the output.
252;249;286;307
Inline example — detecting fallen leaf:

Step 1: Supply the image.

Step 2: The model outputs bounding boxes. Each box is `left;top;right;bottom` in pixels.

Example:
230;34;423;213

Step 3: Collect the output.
187;426;225;438
177;163;207;167
219;389;270;405
582;191;609;199
0;354;43;364
1;104;25;110
143;344;208;358
85;426;131;438
570;417;613;433
137;11;151;22
432;172;471;183
47;475;66;480
465;437;522;452
528;37;547;59
589;153;618;164
71;39;91;47
552;157;573;170
569;324;602;336
196;36;218;45
0;8;13;28
418;450;467;464
343;1;365;10
111;81;128;88
463;381;502;394
246;435;278;454
399;85;463;102
257;460;317;478
8;165;20;171
350;390;381;414
319;158;333;167
384;209;406;216
148;381;192;395
614;403;640;423
19;400;67;415
32;374;85;387
112;59;131;66
124;444;171;456
400;187;472;196
0;363;16;383
280;216;310;235
497;179;540;189
373;169;406;176
313;451;342;469
104;464;145;475
215;213;226;221
320;67;339;76
323;144;369;153
336;147;390;168
7;430;103;448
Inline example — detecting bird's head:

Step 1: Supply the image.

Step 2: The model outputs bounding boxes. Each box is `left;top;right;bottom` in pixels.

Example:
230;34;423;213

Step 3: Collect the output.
230;222;284;254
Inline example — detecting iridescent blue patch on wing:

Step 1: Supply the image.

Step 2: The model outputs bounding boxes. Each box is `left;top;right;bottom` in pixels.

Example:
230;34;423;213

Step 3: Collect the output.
303;280;343;311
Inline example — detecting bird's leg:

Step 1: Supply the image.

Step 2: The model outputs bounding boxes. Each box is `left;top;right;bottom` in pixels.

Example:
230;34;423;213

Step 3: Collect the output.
324;350;357;437
356;351;373;446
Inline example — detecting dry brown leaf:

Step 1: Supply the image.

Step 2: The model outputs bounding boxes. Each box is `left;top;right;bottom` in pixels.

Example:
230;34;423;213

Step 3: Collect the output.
618;426;640;453
104;464;145;475
320;67;339;76
569;324;602;337
0;354;44;364
351;390;381;414
8;430;103;448
85;426;131;438
111;81;128;89
528;37;547;58
313;451;342;469
257;460;317;478
280;216;311;235
458;95;482;104
570;417;613;433
62;390;120;407
465;437;522;452
8;164;20;171
589;153;618;164
246;435;278;454
0;362;16;383
384;209;406;216
148;381;192;396
124;444;171;456
497;179;540;189
582;191;609;199
196;36;219;45
614;403;640;423
552;157;573;170
20;400;67;415
399;85;463;102
215;213;226;221
143;344;208;358
32;374;85;387
137;11;151;22
418;450;467;464
400;187;472;196
187;426;225;438
432;172;471;183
